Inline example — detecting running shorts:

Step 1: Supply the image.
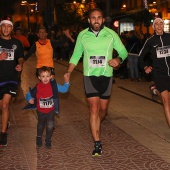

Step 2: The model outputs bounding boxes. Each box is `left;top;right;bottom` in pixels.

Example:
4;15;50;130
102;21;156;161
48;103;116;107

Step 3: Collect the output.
154;70;170;93
0;83;18;100
83;76;113;99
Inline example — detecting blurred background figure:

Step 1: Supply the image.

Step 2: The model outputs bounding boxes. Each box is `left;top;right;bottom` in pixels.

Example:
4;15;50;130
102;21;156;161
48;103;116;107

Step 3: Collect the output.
126;30;141;82
64;28;77;60
13;27;30;51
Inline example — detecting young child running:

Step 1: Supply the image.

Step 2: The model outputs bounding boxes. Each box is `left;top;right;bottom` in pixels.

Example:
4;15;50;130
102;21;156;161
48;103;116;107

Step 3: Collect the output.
25;66;70;148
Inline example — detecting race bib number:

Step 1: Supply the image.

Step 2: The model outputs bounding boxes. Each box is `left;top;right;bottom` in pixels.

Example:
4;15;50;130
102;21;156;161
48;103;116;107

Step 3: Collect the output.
0;48;14;60
39;96;54;108
89;56;106;68
156;46;170;58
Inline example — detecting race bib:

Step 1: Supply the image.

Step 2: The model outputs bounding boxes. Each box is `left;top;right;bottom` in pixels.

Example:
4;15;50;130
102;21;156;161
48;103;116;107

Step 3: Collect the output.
89;56;106;68
39;96;54;108
0;48;14;60
156;46;170;58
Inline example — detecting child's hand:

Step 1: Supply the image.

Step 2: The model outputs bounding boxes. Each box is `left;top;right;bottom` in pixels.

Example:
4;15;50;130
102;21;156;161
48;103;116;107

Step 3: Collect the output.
64;73;70;83
29;98;34;104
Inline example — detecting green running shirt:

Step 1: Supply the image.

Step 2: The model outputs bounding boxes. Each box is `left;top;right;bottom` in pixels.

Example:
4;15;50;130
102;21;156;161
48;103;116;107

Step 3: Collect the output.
69;26;128;77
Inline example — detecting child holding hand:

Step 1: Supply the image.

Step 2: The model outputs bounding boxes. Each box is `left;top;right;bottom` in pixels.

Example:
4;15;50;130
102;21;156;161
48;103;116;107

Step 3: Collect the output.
25;66;70;148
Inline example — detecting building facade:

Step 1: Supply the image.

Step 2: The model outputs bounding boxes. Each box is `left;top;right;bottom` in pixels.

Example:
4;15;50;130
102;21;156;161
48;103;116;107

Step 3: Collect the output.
124;0;170;33
11;0;170;34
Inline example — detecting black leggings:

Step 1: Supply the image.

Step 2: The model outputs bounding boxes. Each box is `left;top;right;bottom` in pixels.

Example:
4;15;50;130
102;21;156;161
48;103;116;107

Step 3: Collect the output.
37;110;55;139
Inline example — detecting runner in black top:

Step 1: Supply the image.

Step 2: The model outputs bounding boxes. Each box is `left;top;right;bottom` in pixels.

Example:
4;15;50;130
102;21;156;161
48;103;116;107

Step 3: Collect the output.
139;18;170;127
0;16;24;146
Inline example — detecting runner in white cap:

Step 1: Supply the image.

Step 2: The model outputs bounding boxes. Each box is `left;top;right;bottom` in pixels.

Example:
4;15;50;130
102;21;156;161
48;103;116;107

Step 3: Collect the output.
0;16;24;146
139;17;170;128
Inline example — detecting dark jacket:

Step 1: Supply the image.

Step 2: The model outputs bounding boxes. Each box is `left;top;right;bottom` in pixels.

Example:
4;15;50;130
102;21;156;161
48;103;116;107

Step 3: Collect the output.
139;32;170;75
126;35;141;54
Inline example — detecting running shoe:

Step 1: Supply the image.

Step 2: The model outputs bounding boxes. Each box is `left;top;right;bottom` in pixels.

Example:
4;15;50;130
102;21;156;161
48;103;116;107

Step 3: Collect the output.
45;138;51;149
149;84;157;96
149;84;158;101
92;141;102;156
0;132;7;146
36;136;42;147
149;84;156;91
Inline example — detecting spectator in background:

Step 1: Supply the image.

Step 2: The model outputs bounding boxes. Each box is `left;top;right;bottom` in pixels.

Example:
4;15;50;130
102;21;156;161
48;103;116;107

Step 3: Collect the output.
58;27;77;61
59;28;71;61
126;30;141;82
117;31;129;79
27;31;38;48
52;29;62;60
13;27;31;103
64;28;77;59
13;27;30;50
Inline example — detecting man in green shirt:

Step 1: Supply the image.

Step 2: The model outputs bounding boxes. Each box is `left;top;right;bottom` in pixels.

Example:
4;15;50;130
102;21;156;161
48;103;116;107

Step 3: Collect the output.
65;8;128;156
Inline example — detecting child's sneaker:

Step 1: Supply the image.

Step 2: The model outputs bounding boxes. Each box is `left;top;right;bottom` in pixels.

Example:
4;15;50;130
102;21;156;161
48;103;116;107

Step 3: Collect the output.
92;141;102;156
45;138;51;149
0;132;7;146
36;136;42;147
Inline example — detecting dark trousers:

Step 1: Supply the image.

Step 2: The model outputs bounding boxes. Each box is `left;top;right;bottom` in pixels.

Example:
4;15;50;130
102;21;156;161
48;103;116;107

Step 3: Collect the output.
37;110;55;139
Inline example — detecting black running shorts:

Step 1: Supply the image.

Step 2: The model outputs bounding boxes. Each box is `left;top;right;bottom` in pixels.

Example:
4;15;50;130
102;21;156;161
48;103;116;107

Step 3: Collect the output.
0;83;18;100
154;70;170;93
83;76;113;99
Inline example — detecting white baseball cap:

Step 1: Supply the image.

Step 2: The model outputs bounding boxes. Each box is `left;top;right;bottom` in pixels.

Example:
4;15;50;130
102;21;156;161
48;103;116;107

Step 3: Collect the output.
152;18;164;29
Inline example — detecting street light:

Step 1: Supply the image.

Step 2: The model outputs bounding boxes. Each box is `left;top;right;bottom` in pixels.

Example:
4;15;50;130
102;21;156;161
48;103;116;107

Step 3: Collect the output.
121;4;126;11
122;4;126;8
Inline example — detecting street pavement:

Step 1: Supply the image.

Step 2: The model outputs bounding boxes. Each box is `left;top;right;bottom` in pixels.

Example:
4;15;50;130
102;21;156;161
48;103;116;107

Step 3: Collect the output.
0;55;170;170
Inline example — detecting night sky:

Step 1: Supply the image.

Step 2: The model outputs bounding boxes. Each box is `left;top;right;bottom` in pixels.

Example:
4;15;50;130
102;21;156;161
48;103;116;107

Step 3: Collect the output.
0;0;19;18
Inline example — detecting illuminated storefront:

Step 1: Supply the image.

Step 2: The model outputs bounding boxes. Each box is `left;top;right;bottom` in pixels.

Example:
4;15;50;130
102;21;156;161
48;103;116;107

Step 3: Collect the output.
119;18;134;34
164;19;170;33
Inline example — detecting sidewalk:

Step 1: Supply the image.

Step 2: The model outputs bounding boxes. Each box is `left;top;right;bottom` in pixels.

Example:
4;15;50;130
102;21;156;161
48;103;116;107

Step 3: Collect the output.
0;56;170;170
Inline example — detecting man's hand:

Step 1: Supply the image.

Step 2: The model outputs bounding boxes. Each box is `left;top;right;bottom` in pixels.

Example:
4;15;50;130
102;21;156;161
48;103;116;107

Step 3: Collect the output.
64;72;71;84
144;66;153;74
15;64;22;71
0;52;8;61
108;57;121;68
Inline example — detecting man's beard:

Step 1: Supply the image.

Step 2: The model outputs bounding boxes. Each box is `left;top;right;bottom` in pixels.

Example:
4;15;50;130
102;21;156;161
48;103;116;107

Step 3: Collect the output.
90;22;104;31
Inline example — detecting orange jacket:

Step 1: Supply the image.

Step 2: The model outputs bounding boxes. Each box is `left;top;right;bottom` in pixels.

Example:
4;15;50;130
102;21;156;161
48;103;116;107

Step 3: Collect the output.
13;35;30;48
